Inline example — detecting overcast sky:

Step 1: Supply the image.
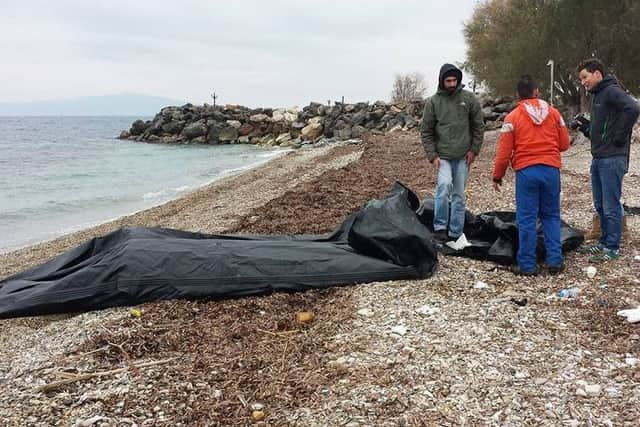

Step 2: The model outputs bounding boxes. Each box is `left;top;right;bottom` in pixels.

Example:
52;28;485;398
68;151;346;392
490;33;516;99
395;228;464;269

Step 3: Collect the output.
1;0;480;108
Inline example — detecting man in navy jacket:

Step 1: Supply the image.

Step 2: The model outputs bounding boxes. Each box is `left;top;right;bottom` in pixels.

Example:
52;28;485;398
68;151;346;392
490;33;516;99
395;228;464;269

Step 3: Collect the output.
576;58;639;262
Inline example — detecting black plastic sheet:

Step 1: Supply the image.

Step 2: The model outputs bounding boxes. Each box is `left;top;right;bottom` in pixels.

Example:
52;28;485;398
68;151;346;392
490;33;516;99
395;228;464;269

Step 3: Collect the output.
0;183;437;318
417;199;584;265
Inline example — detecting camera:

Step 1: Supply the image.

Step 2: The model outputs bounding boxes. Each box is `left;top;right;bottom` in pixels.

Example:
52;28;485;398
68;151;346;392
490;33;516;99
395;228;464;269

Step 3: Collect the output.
569;113;590;130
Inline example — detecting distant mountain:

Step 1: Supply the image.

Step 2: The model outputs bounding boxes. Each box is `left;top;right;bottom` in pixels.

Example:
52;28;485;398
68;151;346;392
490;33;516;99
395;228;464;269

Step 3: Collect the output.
0;94;186;116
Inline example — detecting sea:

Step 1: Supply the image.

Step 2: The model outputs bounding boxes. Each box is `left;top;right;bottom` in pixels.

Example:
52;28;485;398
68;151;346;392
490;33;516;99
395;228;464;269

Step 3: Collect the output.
0;116;290;254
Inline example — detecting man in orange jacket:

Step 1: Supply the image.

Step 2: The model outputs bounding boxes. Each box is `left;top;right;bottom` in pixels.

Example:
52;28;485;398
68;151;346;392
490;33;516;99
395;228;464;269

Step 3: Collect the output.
492;75;570;276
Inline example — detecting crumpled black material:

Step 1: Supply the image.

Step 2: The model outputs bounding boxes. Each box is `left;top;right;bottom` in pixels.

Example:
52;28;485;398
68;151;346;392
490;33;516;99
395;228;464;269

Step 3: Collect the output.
417;199;584;265
0;182;437;318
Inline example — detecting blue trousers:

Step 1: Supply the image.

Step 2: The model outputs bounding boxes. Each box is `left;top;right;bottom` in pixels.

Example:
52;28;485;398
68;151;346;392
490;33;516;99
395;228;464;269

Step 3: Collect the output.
591;156;626;251
515;165;562;272
434;159;468;238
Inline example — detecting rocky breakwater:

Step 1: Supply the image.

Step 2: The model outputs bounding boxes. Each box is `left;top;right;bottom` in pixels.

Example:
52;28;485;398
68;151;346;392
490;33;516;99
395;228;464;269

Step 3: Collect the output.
478;95;517;130
119;97;516;147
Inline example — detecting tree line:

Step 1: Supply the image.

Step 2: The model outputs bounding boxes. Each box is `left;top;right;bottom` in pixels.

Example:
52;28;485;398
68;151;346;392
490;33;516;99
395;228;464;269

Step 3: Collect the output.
462;0;640;107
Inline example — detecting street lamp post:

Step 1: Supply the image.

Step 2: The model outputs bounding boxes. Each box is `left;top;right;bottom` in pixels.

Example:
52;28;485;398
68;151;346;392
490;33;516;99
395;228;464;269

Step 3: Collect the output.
546;60;554;105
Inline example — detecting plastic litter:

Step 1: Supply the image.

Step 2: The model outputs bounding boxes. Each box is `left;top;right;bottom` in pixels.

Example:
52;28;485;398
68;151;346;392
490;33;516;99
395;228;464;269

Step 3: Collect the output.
558;288;580;298
617;306;640;323
511;298;528;307
445;233;472;251
474;281;489;289
416;305;440;315
391;325;408;336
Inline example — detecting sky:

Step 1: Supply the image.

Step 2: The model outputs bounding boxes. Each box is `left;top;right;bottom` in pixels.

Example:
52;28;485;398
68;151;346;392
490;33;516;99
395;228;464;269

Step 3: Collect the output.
1;0;481;108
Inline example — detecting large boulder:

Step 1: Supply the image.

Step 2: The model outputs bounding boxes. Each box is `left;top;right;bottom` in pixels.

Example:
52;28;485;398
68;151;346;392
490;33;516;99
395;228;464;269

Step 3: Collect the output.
160;106;178;117
494;96;515;105
479;94;494;108
351;111;369;126
404;116;418;129
291;121;306;130
238;123;255;136
206;122;226;144
334;127;352;139
250;113;270;123
258;134;276;146
351;125;367;138
301;122;323;140
160;135;180;144
334;119;348;131
308;116;324;126
272;109;286;122
181;121;208;139
275;132;292;145
218;126;239;142
148;117;165;135
493;102;515;114
305;102;323;116
371;108;386;121
190;136;207;144
162;120;185;134
280;137;301;148
284;110;298;122
405;101;423;117
129;119;148;136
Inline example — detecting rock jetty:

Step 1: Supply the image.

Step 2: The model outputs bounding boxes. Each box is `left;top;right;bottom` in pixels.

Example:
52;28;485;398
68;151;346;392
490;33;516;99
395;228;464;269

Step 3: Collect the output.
119;96;517;147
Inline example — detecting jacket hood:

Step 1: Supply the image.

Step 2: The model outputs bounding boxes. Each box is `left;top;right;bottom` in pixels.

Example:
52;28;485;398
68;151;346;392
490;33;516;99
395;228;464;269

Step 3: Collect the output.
438;63;463;92
520;99;550;125
591;74;617;94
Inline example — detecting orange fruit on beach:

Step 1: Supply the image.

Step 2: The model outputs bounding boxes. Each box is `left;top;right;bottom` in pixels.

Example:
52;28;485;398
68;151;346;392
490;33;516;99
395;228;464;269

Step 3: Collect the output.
296;311;314;323
252;410;265;421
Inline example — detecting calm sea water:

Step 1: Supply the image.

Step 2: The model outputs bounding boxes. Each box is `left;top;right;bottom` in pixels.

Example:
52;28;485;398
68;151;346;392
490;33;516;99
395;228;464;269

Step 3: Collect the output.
0;116;289;253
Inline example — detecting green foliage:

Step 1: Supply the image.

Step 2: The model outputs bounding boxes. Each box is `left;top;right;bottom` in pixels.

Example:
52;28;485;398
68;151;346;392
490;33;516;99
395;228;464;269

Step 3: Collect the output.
463;0;640;105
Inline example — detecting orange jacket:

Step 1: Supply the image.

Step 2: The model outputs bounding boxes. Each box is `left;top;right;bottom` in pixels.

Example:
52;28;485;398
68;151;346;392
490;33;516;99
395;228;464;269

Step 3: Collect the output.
493;99;570;181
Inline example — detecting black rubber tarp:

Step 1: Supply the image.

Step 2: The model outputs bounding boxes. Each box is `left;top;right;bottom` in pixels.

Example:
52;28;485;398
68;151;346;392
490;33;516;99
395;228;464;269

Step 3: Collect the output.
416;199;584;265
0;183;437;318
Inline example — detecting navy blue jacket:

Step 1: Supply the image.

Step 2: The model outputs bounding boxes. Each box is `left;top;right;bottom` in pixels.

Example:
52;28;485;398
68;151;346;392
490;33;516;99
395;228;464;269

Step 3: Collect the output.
584;75;640;158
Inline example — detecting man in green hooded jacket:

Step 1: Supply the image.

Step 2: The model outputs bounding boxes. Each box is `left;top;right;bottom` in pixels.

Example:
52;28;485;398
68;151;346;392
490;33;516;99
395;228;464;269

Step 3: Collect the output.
421;63;484;242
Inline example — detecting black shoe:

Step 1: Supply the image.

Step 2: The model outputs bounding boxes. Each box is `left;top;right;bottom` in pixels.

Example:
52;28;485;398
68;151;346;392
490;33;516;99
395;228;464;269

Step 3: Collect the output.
433;230;448;241
509;265;538;276
547;263;565;275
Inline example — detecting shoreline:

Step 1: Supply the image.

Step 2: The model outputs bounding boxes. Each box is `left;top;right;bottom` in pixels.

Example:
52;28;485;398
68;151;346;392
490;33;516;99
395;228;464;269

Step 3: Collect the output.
0;141;363;279
0;146;294;256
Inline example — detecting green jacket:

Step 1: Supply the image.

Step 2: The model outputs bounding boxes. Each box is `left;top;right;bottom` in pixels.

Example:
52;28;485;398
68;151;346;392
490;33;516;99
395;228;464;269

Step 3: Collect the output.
420;65;484;161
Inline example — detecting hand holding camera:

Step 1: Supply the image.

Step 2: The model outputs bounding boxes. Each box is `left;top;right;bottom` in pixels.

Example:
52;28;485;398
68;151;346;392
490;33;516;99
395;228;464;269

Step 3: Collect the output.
569;113;590;132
